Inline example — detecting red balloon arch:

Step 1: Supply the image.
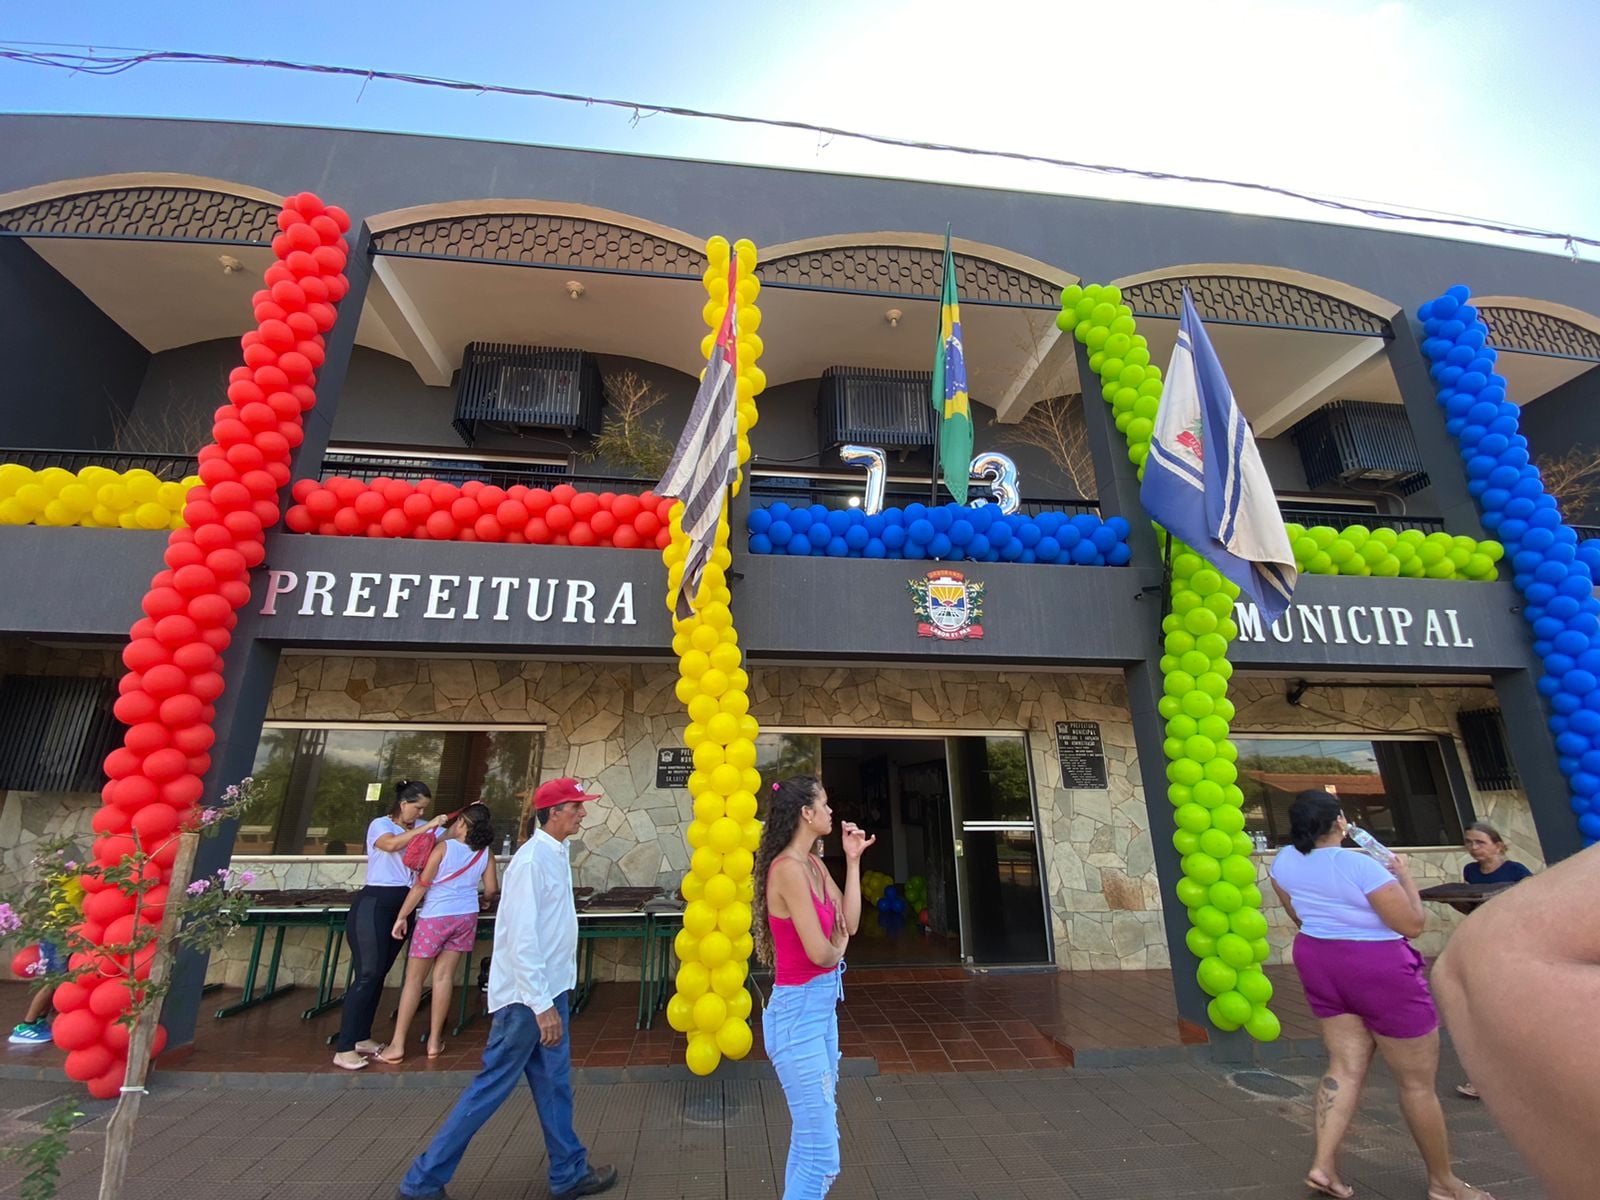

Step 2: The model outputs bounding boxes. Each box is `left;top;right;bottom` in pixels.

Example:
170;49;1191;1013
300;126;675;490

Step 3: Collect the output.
59;193;353;1099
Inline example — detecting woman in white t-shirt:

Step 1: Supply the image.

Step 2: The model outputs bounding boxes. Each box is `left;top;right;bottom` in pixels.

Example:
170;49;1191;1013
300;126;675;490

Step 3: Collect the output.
1269;789;1493;1200
331;780;447;1071
378;803;499;1062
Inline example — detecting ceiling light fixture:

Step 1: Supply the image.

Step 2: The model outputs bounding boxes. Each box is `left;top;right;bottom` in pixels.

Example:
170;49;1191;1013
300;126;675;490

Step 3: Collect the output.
565;279;586;300
218;255;244;275
884;308;902;328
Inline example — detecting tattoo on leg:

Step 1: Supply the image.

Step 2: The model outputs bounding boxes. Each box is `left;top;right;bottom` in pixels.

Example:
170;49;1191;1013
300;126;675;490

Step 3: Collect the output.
1317;1077;1340;1129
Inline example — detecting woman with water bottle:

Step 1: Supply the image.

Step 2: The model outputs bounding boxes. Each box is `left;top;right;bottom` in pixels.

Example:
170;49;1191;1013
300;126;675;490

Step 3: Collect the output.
1268;789;1495;1200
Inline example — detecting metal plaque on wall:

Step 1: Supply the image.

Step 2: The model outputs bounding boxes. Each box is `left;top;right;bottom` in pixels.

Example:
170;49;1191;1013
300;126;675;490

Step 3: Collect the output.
655;747;694;789
1055;721;1108;790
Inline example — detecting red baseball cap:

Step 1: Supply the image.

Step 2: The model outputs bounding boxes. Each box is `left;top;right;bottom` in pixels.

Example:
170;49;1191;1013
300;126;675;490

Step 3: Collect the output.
533;777;602;810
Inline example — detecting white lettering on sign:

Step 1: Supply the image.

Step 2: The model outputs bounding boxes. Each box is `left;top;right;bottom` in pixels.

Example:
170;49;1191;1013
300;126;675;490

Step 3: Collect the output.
259;571;641;630
1234;602;1476;650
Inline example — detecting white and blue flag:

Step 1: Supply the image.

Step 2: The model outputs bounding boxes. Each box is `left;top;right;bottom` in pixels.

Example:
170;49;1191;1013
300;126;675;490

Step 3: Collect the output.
1141;289;1297;625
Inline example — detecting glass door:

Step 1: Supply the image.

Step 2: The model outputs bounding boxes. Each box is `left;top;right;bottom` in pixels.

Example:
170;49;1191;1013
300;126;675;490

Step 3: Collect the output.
944;735;1052;964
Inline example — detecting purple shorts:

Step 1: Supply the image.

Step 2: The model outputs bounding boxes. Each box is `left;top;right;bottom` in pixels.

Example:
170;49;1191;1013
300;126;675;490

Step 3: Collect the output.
1292;934;1439;1040
409;912;477;958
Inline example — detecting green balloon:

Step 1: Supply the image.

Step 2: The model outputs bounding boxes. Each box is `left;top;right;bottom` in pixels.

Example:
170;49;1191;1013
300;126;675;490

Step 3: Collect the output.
1197;713;1230;740
1168;759;1204;786
1168;783;1193;806
1190;568;1223;595
1158;695;1182;720
1159;655;1178;676
1292;536;1317;564
1203;591;1236;617
1209;805;1245;835
1239;882;1263;908
1228;907;1268;940
1185;927;1216;959
1174;876;1209;908
1208;881;1243;913
1180;690;1215;719
1184;607;1218;635
1196;956;1238;998
1163;670;1196;697
1165;629;1196;656
1235;968;1274;1005
1192;780;1225;808
1204;759;1238;785
1307;551;1334;574
1172;829;1201;856
1207;998;1242;1031
1250;936;1272;962
1309;525;1338;548
1214;696;1237;721
1198;829;1233;859
1173;552;1204;578
1184;735;1217;763
1175;803;1212;833
1215;933;1254;969
1192;904;1230;937
1196;673;1228;699
1182;853;1222;886
1166;714;1199;740
1220;855;1257;887
1195;634;1229;662
1244;1007;1282;1042
1163;737;1187;761
1103;331;1131;357
1223;783;1245;806
1213;989;1252;1025
1179;649;1211;676
1126;417;1154;444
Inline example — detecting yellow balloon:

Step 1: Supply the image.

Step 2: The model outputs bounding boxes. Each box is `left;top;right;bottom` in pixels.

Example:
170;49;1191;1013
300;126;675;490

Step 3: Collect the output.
156;481;188;509
674;677;698;705
673;929;700;961
706;712;739;745
717;901;752;937
687;695;719;726
678;650;709;680
736;880;754;906
0;464;28;497
697;668;729;698
58;483;94;513
701;602;733;630
676;961;710;999
732;931;753;961
726;791;757;822
741;822;762;853
721;691;751;718
680;873;705;902
692;741;725;772
683;722;706;749
685;1033;721;1077
698;931;732;968
709;642;742;672
666;992;696;1033
738;305;761;334
706;235;731;266
692;991;727;1033
686;820;710;849
691;847;723;880
727;987;752;1021
683;900;718;938
690;624;721;654
715;1017;753;1060
125;472;160;504
702;873;736;908
725;738;757;771
711;958;746;997
711;763;743;797
723;848;754;880
708;817;743;854
740;768;764;796
16;483;49;511
692;792;724;823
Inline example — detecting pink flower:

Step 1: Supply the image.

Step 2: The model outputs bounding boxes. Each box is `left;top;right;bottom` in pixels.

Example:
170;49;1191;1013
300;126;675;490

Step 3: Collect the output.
186;880;210;896
0;903;20;934
199;809;222;827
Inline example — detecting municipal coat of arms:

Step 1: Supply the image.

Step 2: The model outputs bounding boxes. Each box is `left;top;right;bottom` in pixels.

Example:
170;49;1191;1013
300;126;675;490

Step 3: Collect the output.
909;570;985;640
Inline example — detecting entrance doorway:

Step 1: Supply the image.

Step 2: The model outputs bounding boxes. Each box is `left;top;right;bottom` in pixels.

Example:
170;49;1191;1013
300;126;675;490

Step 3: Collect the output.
756;731;1053;968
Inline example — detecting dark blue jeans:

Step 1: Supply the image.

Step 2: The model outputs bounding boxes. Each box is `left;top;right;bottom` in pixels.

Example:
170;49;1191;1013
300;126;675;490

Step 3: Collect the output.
400;994;588;1197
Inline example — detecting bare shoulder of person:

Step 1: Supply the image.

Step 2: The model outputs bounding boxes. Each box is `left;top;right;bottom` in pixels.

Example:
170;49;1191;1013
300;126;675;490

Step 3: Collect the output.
768;855;806;913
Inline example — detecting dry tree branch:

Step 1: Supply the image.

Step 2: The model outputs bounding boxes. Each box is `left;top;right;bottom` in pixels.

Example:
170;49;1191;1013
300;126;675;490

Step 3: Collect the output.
997;395;1096;500
1537;445;1600;521
588;370;675;478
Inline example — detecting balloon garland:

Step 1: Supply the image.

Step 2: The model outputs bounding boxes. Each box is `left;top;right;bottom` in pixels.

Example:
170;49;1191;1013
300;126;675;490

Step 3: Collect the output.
1417;285;1600;843
61;192;352;1098
1057;283;1280;1040
0;465;201;529
1285;523;1501;580
747;502;1132;565
660;236;765;1076
286;476;674;548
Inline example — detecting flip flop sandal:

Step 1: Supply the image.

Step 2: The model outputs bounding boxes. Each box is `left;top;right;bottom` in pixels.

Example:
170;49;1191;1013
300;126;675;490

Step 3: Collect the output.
1305;1176;1354;1199
332;1053;369;1071
1456;1082;1480;1099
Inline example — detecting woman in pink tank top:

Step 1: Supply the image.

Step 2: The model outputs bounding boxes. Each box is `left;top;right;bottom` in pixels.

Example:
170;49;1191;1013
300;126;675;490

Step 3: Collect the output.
753;776;874;1198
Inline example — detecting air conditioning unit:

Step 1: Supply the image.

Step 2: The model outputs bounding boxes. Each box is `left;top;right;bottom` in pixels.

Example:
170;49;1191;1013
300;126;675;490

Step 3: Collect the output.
1290;400;1430;496
818;367;938;450
452;343;604;446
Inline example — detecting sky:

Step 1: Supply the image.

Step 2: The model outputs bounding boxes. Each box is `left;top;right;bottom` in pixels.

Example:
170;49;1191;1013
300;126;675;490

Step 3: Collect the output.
2;0;1597;260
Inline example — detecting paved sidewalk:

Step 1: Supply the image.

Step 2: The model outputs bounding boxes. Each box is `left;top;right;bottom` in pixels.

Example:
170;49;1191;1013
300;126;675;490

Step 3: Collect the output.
1;1049;1544;1200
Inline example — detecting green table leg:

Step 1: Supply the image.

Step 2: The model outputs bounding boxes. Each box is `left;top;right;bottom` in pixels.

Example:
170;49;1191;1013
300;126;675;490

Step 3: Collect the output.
302;919;349;1019
215;924;296;1018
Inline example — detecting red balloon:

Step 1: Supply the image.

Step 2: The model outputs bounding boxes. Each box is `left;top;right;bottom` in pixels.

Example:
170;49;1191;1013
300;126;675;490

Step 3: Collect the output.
225;509;266;539
551;484;577;504
325;204;352;232
158;694;203;728
569;522;597;547
172;642;218;674
102;914;141;948
141;748;187;782
402;493;433;522
572;493;600;520
110;774;158;811
590;511;618;540
450;497;481;525
78;872;108;895
218;580;252;608
496;500;528;527
65;1045;115;1083
113;691;158;725
190;672;226;703
612;525;641;550
472;514;504;542
242;343;279;370
104;748;142;780
634;511;661;538
478;485;507;509
138;885;169;925
333;508;363;535
613;494;642;522
83;887;134;926
124;723;171;756
353;490;386;520
139;586;185;621
171;564;216;597
424;512;457;540
526;488;552;515
227;380;266;407
546;505;574;533
10;945;41;980
524;518;551;544
52;981;91;1013
51;1008;105;1052
655;528;672;549
163;541;206;571
189;593;233;627
201;627;233;652
307;300;338;332
154;615;199;648
141;664;188;699
90;981;137;1020
160;773;205;808
101;1020;132;1054
91;806;132;836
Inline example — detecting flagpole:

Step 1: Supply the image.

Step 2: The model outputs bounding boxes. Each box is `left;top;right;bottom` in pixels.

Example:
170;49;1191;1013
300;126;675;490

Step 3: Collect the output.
931;224;951;508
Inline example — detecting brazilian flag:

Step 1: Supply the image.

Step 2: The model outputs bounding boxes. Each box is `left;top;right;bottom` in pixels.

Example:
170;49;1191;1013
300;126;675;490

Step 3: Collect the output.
930;228;972;504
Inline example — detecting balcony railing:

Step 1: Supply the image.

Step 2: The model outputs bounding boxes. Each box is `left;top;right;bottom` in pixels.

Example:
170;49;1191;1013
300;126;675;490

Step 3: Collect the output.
0;448;198;480
1279;505;1444;534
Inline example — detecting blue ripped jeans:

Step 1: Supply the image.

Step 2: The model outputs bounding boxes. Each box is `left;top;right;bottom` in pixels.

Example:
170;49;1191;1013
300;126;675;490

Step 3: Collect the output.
762;965;844;1199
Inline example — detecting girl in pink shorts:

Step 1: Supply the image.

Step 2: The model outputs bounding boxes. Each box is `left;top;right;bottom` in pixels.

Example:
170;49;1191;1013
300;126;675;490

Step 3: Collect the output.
379;804;498;1062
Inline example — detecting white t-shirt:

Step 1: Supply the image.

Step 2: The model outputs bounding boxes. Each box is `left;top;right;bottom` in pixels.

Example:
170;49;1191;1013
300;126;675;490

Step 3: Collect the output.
364;816;415;887
1269;846;1401;941
419;839;489;919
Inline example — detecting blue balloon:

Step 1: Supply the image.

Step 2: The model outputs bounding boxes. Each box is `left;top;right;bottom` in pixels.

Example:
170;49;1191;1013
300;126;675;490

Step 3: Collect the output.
1547;653;1578;677
1562;573;1595;596
808;523;831;548
968;505;995;531
999;538;1023;561
1058;523;1083;548
1569;669;1600;696
1035;511;1063;535
864;513;886;536
844;525;869;550
1570;711;1600;738
768;520;793;547
949;519;974;547
1579;813;1600;841
1017;521;1042;548
749;508;773;534
1556;630;1591;657
1550;596;1581;621
1092;525;1119;552
865;539;886;559
908;519;935;545
1072;540;1101;564
929;506;954;532
788;508;813;533
1071;513;1101;535
883;525;907;550
968;534;993;561
1109;542;1133;566
987;522;1013;549
826;509;851;535
1559;732;1590;756
927;533;952;559
1106;515;1131;540
903;503;928;524
786;536;812;556
1535;617;1566;641
749;533;773;555
1035;536;1061;563
1538;675;1562;697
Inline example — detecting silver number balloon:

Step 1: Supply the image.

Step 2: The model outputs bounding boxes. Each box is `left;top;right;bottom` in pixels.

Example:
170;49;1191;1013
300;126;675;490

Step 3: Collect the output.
839;444;888;515
968;451;1021;514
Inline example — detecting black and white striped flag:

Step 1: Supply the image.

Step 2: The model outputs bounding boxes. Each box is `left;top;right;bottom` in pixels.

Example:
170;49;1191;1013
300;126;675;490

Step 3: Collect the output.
658;262;740;618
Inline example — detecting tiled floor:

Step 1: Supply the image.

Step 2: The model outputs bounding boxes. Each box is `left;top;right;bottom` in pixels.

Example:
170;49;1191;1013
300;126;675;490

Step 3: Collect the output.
2;965;1320;1079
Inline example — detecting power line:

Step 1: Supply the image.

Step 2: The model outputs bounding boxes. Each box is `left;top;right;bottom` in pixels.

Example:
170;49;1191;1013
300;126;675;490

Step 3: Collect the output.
3;43;1596;255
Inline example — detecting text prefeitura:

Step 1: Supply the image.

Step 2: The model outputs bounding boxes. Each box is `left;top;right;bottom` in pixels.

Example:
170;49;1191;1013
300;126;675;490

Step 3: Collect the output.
259;570;638;625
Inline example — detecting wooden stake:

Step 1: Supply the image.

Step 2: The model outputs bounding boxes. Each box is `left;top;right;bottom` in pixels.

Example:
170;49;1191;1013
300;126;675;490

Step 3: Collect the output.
97;830;201;1200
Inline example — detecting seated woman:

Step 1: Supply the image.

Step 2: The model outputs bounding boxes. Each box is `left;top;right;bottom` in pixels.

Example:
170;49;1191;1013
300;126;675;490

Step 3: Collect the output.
1462;822;1532;886
1453;822;1533;1100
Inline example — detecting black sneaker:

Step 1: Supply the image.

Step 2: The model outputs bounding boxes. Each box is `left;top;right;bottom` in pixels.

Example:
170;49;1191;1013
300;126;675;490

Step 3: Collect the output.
551;1165;618;1200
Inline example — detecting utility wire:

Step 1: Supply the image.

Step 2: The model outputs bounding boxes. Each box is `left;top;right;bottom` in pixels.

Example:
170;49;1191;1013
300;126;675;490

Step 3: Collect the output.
3;44;1596;254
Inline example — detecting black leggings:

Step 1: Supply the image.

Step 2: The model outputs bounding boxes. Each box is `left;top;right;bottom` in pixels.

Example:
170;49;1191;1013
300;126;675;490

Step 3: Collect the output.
336;885;409;1052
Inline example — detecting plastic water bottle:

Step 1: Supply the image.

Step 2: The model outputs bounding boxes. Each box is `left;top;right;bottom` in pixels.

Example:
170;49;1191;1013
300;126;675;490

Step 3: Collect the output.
1347;824;1396;865
501;833;512;857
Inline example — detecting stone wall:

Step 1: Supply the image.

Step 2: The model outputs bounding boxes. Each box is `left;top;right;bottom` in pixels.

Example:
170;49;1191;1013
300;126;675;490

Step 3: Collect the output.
1229;677;1538;962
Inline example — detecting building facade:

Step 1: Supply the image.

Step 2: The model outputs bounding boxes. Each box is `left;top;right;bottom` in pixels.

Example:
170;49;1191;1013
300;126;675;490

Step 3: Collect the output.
2;115;1598;1044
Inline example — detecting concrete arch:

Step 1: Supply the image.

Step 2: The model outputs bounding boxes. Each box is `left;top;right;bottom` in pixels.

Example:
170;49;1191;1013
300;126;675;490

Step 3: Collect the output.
0;172;286;215
1472;296;1600;361
1111;262;1400;331
759;231;1077;305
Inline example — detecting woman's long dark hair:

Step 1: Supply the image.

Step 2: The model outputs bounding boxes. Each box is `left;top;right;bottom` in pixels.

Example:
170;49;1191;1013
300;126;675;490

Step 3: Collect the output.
456;803;495;851
751;776;825;968
1288;790;1344;854
388;778;431;820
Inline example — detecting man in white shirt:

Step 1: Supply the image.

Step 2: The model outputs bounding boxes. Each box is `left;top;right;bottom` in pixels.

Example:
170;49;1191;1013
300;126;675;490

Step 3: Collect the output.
398;778;618;1200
